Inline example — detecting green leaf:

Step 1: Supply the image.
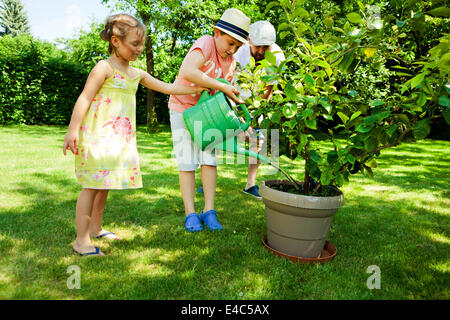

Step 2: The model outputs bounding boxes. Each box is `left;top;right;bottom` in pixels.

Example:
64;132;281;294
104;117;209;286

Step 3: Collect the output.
438;95;450;107
260;118;270;129
269;111;281;124
401;85;409;95
303;108;314;118
411;73;426;89
309;150;321;162
265;1;279;13
413;119;431;140
320;169;332;186
314;59;331;70
366;158;378;168
282;103;297;118
283;118;297;129
417;92;427;107
327;151;338;164
364;137;377;152
305;119;317;129
387;124;399;136
324;17;334;29
264;50;277;66
278;22;290;32
443;107;450;125
285;81;297;101
332;27;345;34
250;56;256;68
306;159;321;178
280;31;290;39
337;112;349;124
305;74;315;86
350;111;362;121
356;123;375;133
335;172;345;187
427;6;450;17
347;153;356;165
339;53;354;72
348;90;357;98
357;1;365;11
396;20;406;27
299;133;308;151
369;99;386;107
293;7;308;19
347;12;363;24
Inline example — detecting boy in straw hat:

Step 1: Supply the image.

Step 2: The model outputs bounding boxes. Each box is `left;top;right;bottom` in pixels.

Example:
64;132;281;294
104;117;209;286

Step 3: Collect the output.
168;8;250;232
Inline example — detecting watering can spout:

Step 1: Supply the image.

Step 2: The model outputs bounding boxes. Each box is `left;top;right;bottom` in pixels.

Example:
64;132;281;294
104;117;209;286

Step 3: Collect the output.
213;136;271;165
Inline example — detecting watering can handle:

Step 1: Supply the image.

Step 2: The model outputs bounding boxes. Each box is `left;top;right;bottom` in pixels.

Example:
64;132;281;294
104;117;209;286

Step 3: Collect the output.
213;78;251;132
237;103;251;132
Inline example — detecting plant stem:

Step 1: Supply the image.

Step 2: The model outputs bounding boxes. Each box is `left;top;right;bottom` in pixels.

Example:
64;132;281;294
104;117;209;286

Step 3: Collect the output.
330;45;378;65
303;140;310;195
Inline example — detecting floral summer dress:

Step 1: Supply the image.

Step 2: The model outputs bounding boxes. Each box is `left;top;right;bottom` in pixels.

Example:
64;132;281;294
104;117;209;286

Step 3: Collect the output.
75;62;142;189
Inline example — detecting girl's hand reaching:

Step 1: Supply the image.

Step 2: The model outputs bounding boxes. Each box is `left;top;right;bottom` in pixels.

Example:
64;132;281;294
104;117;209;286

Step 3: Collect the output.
193;87;210;95
63;130;79;156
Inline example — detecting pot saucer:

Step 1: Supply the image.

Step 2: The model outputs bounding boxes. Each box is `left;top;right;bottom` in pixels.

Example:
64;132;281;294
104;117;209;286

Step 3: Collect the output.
262;235;337;264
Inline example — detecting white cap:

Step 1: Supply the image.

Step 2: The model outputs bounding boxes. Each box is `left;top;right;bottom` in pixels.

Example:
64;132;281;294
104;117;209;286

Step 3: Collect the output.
249;21;276;46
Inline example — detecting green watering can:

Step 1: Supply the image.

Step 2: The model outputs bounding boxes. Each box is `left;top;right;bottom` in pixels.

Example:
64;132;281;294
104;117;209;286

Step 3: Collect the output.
183;78;270;164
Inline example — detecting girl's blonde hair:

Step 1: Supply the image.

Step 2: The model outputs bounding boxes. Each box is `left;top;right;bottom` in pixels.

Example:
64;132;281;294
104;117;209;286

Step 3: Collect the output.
100;13;146;54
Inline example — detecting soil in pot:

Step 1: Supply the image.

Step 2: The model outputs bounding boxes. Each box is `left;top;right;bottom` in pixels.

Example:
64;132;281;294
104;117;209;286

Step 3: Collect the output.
269;182;339;197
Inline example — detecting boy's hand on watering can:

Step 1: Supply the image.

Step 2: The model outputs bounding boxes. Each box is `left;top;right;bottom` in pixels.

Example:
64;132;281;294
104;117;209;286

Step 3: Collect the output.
222;84;244;104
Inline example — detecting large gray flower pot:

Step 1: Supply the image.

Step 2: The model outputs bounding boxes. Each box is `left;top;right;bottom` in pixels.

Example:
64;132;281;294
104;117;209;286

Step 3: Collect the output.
259;180;344;259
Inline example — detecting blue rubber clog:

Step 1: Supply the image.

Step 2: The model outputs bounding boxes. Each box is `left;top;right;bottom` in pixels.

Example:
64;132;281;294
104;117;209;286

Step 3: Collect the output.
185;213;203;232
200;210;223;230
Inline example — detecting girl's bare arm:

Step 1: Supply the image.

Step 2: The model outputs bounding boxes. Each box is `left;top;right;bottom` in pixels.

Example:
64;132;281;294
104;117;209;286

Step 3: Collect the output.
63;61;109;155
139;69;207;96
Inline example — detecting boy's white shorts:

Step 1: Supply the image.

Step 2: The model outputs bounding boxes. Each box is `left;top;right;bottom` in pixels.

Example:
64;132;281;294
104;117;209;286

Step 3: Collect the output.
169;109;217;172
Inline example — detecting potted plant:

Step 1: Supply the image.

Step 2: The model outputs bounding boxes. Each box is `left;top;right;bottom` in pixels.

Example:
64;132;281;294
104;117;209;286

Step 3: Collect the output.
237;0;449;260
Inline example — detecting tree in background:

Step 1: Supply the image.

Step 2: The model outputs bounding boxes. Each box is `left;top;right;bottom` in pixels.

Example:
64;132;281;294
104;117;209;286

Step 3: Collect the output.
0;0;30;37
101;0;271;132
58;22;110;70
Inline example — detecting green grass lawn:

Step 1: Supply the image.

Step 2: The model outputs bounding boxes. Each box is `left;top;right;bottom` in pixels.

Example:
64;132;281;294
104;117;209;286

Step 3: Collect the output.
0;125;448;300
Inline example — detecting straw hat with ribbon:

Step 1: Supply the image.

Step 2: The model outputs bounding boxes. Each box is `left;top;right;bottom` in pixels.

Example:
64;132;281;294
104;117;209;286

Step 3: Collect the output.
213;8;251;44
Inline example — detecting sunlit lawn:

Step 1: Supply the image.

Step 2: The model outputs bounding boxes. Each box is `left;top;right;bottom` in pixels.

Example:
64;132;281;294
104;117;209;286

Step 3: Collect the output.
0;125;448;300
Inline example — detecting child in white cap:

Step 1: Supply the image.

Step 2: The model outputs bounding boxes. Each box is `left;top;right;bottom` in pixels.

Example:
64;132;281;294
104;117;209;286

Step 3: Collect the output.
234;21;285;199
168;8;250;232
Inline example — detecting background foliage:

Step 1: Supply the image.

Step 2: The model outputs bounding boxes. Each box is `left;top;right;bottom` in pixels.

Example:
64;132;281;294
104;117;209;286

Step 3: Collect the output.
0;0;448;136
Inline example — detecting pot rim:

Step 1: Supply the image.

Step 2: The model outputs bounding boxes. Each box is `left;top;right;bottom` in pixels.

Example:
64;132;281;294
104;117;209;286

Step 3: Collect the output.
260;180;344;210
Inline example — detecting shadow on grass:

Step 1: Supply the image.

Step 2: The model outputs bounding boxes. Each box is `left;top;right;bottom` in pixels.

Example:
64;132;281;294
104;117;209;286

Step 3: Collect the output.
0;127;448;299
0;164;448;299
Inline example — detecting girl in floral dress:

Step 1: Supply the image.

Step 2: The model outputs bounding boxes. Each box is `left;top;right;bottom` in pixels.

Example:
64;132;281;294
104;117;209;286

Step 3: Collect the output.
63;14;206;256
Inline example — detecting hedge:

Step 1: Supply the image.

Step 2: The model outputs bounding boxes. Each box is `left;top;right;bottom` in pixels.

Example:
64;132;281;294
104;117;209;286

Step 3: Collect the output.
0;35;168;126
